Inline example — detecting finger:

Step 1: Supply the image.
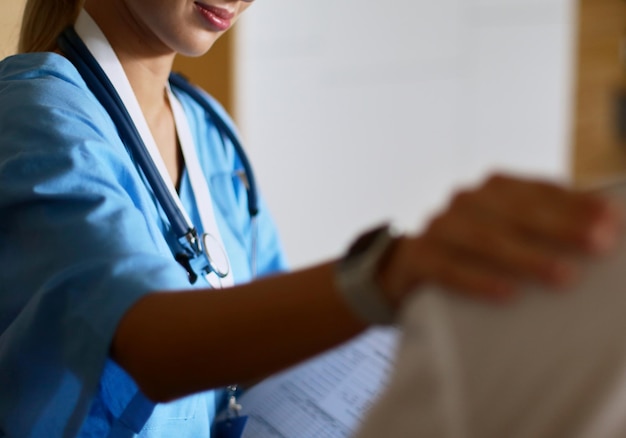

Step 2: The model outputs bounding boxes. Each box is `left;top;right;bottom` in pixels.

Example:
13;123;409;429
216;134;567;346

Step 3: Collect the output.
424;209;577;288
485;176;622;252
454;174;623;254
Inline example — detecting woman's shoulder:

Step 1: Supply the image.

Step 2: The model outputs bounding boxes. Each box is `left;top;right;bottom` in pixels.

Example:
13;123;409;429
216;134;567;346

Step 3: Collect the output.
1;52;80;79
0;52;115;139
0;52;122;161
0;52;97;107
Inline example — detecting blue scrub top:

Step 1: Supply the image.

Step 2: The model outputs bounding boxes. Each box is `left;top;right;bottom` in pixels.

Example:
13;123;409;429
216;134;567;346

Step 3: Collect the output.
0;52;287;437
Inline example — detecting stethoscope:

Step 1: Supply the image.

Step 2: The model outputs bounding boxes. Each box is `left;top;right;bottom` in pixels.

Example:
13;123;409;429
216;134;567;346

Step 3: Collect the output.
57;27;260;285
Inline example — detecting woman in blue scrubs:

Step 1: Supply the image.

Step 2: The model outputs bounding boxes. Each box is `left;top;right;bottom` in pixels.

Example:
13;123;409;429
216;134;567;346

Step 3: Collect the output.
0;0;621;437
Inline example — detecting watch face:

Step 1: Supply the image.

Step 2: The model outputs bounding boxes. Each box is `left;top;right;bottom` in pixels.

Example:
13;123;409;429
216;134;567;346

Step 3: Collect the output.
346;224;389;258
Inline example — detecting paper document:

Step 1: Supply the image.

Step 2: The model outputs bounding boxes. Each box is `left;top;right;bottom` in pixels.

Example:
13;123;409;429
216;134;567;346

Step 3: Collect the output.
235;327;399;438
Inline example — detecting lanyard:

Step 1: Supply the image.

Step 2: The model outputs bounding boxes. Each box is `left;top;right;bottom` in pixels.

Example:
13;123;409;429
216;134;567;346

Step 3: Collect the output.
168;87;234;287
74;10;234;287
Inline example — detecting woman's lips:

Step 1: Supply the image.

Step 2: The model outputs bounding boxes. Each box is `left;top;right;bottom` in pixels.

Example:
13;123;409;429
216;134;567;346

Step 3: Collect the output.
194;3;234;31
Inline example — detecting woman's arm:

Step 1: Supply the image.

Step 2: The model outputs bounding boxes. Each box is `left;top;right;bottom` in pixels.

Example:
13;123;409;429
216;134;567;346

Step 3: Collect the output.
112;174;623;403
112;261;363;402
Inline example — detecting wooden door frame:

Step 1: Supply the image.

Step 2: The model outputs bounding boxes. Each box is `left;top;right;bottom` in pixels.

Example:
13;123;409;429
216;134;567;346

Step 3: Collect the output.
572;0;626;185
173;28;236;118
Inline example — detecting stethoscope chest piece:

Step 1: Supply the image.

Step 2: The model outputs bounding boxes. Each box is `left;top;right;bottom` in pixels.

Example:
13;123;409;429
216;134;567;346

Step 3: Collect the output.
202;232;230;279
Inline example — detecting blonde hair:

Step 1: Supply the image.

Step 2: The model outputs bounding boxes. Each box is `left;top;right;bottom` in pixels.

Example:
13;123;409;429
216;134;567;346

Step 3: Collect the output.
18;0;83;53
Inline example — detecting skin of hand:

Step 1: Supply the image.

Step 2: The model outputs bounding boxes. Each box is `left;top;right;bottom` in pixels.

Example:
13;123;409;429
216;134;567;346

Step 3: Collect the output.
377;174;624;308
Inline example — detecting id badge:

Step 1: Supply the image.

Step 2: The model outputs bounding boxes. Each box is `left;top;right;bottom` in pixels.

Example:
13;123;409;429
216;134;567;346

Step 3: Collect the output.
213;416;249;438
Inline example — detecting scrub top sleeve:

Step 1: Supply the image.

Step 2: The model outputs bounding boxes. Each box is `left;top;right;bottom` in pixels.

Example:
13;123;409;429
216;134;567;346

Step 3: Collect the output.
0;54;190;437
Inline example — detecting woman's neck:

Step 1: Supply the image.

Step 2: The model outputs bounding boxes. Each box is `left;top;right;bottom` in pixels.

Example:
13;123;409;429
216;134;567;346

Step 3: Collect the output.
83;0;176;119
115;52;174;122
82;1;182;187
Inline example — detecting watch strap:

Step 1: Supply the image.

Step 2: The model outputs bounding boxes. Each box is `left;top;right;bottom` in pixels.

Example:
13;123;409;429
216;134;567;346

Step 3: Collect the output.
334;224;398;325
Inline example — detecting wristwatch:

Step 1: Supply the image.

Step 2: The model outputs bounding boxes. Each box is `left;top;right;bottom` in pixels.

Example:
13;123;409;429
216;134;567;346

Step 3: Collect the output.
334;223;400;325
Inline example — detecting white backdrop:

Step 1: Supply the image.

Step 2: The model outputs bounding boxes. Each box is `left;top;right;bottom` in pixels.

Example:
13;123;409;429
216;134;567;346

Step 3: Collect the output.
236;0;577;269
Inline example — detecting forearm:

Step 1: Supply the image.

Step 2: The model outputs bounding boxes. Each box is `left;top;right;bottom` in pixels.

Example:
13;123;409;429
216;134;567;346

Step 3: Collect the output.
111;261;367;402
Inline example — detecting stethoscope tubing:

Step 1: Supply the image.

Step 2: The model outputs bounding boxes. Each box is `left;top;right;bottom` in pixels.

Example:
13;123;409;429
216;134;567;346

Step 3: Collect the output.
57;27;259;256
57;27;193;241
169;72;259;218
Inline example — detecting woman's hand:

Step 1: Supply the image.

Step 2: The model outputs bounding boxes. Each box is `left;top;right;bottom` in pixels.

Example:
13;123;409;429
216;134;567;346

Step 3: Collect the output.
378;174;624;306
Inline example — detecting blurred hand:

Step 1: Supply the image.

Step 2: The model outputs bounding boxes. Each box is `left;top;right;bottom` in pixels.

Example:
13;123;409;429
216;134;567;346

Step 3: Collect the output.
378;174;624;306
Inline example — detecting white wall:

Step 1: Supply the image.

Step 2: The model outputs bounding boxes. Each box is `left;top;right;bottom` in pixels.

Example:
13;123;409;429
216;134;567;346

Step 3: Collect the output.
236;0;576;269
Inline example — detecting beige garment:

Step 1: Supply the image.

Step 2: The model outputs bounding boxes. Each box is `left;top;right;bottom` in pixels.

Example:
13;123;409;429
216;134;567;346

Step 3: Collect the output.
355;182;626;438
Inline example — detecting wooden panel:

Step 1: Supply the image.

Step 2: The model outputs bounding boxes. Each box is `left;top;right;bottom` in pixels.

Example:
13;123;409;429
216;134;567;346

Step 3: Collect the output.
0;0;26;58
173;30;235;118
572;0;626;185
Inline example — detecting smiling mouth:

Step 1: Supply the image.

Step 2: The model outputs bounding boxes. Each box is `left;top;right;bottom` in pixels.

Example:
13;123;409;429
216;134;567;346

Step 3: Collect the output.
194;2;235;31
